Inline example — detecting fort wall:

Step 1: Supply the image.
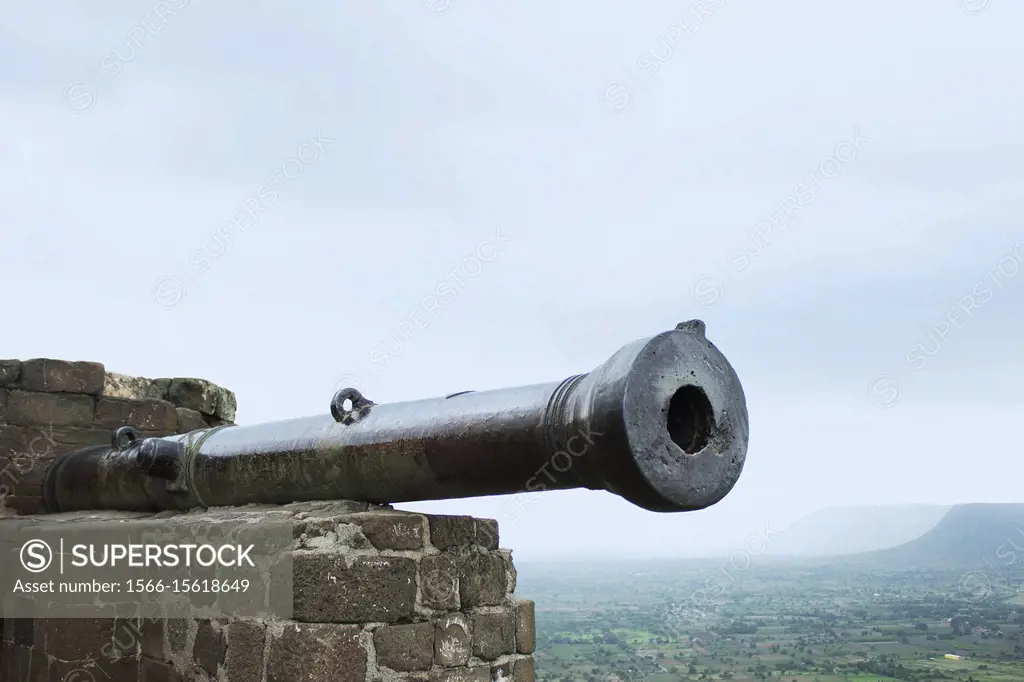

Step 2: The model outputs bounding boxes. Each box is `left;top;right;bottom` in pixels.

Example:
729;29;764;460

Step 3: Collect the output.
0;359;534;681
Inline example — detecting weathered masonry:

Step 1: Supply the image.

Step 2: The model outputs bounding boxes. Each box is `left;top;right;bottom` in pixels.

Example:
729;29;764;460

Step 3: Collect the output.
0;359;535;681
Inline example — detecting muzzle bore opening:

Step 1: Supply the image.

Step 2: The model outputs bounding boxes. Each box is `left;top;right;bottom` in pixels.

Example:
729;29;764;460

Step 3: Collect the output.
667;385;713;454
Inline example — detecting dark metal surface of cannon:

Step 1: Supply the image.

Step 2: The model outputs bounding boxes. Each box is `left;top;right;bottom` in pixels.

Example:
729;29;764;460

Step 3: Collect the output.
43;320;749;514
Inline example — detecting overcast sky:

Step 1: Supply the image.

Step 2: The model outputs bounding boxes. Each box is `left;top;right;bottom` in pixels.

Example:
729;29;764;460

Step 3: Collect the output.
3;1;1022;560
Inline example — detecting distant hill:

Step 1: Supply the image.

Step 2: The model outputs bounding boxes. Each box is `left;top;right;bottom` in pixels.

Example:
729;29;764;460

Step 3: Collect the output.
865;503;1024;566
768;504;950;557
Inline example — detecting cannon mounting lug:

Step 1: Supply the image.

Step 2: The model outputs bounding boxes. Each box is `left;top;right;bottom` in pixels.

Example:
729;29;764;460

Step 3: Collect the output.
331;387;375;425
112;426;140;451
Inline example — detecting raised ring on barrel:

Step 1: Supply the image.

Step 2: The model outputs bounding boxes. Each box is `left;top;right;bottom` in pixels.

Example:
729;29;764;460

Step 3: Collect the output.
331;387;375;425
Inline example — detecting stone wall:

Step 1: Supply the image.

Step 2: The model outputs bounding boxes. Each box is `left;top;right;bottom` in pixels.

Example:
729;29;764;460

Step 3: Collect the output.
0;358;237;516
1;504;535;682
0;359;536;681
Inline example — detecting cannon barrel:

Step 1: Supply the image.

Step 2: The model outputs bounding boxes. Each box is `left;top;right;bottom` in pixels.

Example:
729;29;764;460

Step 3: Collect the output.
43;320;748;514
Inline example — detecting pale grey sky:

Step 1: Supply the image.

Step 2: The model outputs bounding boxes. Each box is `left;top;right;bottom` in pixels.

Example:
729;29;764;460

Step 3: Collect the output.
3;0;1022;559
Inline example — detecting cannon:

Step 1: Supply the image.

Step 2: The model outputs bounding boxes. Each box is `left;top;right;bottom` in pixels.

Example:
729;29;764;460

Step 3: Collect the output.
43;320;748;514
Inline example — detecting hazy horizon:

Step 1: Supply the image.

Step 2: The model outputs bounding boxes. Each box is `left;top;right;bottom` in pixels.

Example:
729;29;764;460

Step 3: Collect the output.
4;1;1022;560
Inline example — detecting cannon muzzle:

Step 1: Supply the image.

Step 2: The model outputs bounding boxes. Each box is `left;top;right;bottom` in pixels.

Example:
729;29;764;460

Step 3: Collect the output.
43;320;748;514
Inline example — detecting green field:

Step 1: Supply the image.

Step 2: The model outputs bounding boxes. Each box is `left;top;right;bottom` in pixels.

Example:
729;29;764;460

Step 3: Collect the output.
516;560;1024;682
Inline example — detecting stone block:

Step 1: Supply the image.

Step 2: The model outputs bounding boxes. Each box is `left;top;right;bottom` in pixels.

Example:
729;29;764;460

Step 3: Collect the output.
49;427;115;447
420;554;460;610
0;421;65;464
499;549;517;594
28;649;52;682
373;622;434;671
0;454;54;500
293;553;417;623
266;623;365;682
428;666;491;682
0;642;31;682
167;618;190;655
458;553;507;607
293;517;371;551
166;378;219;415
139;617;165;660
0;426;66;490
471;611;515;661
19;359;105;394
476;518;500;550
112;618;141;658
434;613;471;666
194;619;226;676
354;512;425;550
102;658;147;681
0;360;21;386
94;397;178;432
428;515;476;549
3;495;43;514
43;617;115;660
226;620;267;682
140;658;181;682
515;600;536;653
175;407;207;433
217;389;237;421
428;515;498;550
150;378;172;400
3;391;94;426
0;425;28;460
103;372;159;400
513;657;536;682
12;618;35;647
